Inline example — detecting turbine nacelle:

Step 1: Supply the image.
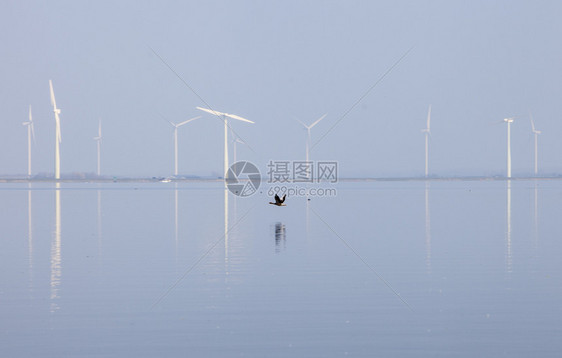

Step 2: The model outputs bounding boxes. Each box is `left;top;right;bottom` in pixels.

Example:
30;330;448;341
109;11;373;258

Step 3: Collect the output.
297;113;327;130
503;117;515;123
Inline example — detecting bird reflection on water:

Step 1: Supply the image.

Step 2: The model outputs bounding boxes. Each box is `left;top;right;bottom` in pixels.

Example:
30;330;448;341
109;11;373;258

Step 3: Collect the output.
274;222;286;253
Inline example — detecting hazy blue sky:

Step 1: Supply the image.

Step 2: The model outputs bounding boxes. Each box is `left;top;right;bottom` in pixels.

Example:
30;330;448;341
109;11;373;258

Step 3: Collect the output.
2;1;561;177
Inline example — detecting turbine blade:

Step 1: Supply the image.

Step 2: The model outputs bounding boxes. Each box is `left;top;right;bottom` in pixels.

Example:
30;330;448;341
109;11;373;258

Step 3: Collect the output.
49;80;57;109
98;120;102;137
177;115;202;127
530;113;536;132
158;113;177;128
196;106;225;117
225;113;254;124
427;105;431;131
309;113;327;129
295;118;309;129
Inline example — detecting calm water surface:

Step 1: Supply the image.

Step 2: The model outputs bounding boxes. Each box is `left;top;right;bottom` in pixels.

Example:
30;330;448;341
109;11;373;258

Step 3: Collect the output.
1;180;561;357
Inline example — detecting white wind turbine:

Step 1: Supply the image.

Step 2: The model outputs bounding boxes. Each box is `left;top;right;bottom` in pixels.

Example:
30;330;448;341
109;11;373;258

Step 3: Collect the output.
530;114;541;176
93;120;102;177
297;113;327;163
49;80;62;180
22;105;36;177
196;107;253;179
503;117;515;178
421;105;431;178
165;115;201;176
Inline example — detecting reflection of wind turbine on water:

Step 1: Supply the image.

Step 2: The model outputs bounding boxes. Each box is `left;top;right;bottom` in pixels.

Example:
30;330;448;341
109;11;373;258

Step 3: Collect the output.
196;107;253;179
530;114;541;176
49;80;62;180
174;183;180;269
97;187;102;260
51;185;62;312
163;115;201;176
421;106;431;178
533;181;539;249
23;106;36;177
506;180;512;273
424;182;431;274
27;184;33;292
297;114;327;163
224;187;229;264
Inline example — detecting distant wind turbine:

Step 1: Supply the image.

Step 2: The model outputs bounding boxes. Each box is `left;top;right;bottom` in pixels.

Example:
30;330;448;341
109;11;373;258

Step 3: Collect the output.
22;105;36;177
196;107;253;179
93;120;102;177
232;129;246;164
421;105;431;178
530;114;541;176
503;117;515;178
297;114;327;163
164;115;201;176
49;80;62;180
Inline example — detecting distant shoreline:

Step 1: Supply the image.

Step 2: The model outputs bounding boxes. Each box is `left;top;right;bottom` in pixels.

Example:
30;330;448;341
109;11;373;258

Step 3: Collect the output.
0;176;561;184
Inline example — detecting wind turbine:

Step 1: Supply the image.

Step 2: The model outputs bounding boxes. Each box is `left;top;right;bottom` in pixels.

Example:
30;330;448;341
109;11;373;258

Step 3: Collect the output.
232;131;245;164
22;105;36;177
530;114;541;176
164;115;201;176
196;107;253;179
49;80;62;180
297;114;327;163
421;105;431;178
93;120;102;177
503;117;515;178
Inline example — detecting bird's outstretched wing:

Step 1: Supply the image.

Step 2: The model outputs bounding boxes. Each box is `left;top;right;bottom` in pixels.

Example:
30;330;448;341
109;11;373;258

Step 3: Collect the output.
274;194;281;204
280;194;286;203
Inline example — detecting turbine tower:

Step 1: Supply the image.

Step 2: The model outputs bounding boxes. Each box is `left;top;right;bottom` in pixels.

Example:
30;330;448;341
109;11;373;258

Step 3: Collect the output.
421;105;431;178
49;80;62;180
165;115;201;176
93;120;102;177
503;117;515;178
297;114;327;163
22;105;35;177
196;107;253;179
530;114;541;176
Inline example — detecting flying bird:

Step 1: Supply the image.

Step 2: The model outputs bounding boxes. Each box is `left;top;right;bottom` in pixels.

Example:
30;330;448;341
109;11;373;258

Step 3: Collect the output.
269;194;287;206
